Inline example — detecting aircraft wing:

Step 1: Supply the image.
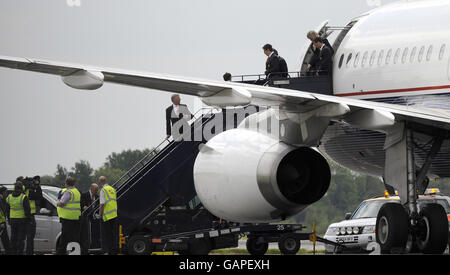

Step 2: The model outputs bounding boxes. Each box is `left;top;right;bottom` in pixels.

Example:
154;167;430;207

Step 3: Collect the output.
1;55;450;132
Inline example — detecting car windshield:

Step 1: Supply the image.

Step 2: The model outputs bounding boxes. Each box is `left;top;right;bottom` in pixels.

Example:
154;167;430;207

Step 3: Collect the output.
351;200;397;219
418;198;450;213
351;197;450;219
42;188;60;202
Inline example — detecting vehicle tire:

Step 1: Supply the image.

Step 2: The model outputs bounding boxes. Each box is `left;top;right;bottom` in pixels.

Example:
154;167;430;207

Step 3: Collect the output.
246;236;268;255
375;203;409;254
278;234;300;255
415;203;448;254
128;235;152;255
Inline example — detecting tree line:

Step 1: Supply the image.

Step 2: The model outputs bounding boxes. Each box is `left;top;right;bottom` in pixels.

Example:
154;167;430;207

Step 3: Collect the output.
40;149;155;192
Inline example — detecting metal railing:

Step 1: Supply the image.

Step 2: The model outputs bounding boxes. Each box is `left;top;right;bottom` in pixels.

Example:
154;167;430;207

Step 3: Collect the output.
83;107;215;217
111;107;215;192
232;71;329;86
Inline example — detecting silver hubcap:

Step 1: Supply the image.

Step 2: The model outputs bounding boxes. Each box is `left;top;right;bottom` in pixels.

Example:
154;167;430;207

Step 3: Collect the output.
378;216;389;244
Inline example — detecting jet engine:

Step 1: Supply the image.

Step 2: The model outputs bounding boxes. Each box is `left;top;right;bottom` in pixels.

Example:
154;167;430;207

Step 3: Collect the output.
193;128;331;223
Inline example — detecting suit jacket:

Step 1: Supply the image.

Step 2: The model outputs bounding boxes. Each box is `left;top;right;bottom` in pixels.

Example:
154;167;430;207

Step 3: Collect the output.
166;104;193;136
309;38;334;70
81;191;99;219
265;53;282;78
317;45;333;75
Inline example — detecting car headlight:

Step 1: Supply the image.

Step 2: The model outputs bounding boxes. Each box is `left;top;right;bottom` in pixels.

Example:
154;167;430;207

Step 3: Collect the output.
325;227;336;236
334;227;341;235
353;226;359;234
362;225;375;234
346;227;353;234
340;227;346;235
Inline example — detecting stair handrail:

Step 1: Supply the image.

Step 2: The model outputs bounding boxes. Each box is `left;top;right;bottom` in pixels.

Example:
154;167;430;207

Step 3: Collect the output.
111;107;215;191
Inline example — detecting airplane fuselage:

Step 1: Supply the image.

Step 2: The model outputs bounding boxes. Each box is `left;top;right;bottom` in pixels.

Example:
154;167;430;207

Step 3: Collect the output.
320;0;450;178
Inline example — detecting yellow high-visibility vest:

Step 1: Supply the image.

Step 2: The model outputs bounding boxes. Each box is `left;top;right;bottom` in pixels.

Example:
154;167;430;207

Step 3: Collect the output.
6;194;26;219
0;206;6;223
25;189;36;214
57;188;81;220
101;185;118;222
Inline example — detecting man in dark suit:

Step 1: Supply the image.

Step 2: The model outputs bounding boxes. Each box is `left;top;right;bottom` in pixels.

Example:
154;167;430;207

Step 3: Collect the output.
166;94;193;140
80;183;99;255
263;44;288;79
313;37;333;76
306;31;334;74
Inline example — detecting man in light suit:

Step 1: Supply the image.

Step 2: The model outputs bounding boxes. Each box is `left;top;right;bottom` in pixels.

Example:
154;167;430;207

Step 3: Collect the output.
166;94;193;140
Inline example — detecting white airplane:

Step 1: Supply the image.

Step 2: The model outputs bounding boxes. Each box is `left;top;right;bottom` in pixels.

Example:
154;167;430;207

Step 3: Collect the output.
1;0;450;254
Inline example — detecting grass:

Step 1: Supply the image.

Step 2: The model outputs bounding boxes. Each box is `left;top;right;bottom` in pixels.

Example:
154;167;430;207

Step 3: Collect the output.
209;248;325;255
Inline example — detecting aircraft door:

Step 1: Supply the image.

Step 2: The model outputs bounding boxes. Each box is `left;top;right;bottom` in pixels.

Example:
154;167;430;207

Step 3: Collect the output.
298;20;329;74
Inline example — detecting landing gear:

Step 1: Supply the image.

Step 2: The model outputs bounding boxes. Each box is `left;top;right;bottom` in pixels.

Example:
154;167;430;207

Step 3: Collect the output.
415;204;448;254
379;124;448;254
376;203;409;254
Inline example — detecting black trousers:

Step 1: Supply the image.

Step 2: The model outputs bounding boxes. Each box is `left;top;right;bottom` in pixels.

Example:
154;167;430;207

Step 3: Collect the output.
80;217;91;255
0;222;11;255
25;215;36;255
101;218;118;255
10;219;27;255
56;218;80;255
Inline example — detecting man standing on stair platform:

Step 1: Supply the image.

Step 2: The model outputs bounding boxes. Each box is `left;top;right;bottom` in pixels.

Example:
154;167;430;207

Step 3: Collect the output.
166;94;194;141
99;176;118;255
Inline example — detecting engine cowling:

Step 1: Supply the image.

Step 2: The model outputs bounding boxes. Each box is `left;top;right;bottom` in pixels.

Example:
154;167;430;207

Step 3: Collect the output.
193;128;331;223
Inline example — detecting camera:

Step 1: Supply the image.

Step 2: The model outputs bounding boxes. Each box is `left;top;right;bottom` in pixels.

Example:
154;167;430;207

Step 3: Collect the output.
19;176;40;191
21;177;34;190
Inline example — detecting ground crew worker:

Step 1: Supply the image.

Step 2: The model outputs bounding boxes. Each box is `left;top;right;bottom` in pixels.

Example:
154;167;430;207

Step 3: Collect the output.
5;182;31;255
98;176;118;255
24;176;43;255
0;186;11;254
56;177;81;255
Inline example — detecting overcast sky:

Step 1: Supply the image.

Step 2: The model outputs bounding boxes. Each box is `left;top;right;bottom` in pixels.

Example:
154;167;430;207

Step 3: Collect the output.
0;0;399;182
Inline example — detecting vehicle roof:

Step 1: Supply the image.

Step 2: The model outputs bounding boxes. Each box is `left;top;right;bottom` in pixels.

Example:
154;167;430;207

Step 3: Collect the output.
364;194;449;202
1;183;61;191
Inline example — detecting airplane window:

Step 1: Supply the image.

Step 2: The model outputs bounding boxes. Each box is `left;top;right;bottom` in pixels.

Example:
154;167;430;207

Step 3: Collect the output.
418;46;425;62
369;50;376;66
410;47;417;63
439;44;446;60
361;51;368;67
354;52;360;68
346;53;353;68
426;45;433;61
338;54;345;69
401;47;409;64
393;48;401;64
377;50;384;66
385;49;392;65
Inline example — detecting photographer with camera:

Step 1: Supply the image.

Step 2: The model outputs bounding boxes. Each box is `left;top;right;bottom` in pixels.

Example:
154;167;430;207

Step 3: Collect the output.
18;176;43;255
